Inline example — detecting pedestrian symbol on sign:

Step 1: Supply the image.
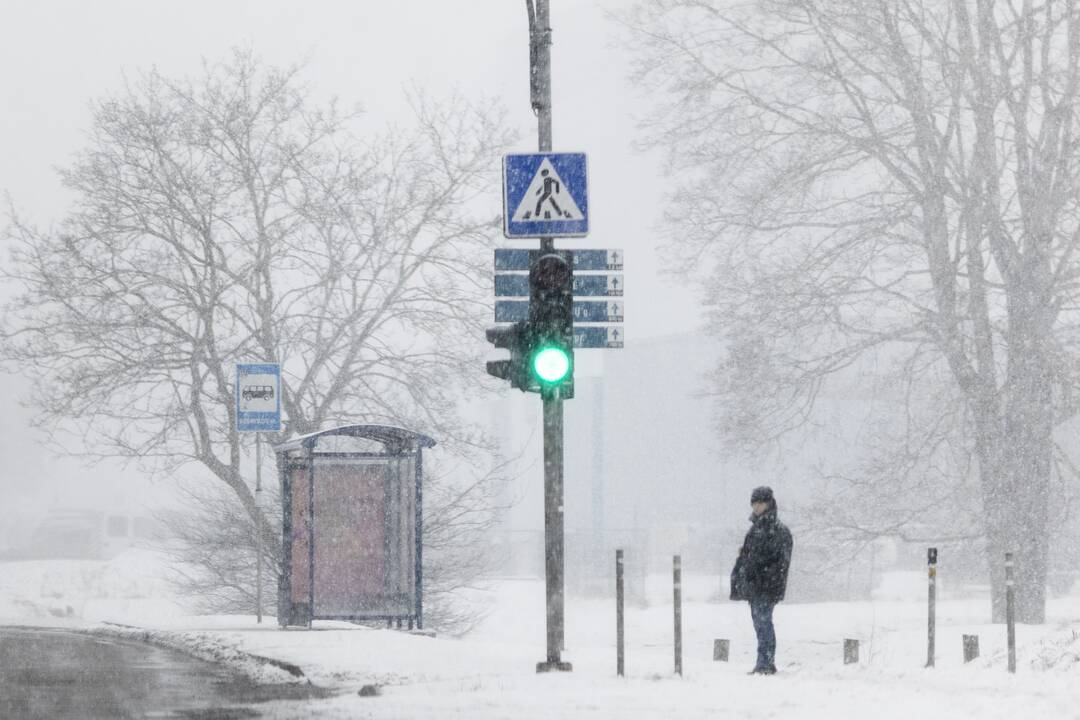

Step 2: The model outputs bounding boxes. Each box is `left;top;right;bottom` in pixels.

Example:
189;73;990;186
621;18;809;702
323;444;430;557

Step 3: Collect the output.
511;158;585;222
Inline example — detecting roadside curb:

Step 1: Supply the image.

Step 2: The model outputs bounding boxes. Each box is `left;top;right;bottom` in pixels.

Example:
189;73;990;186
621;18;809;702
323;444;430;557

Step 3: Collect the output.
90;622;308;684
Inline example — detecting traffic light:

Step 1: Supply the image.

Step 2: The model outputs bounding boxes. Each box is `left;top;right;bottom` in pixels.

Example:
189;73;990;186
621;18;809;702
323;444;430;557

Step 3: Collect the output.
527;252;574;398
486;321;530;391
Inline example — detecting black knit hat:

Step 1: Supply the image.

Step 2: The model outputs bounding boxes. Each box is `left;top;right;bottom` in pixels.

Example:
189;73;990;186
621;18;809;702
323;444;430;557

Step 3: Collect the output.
750;486;774;504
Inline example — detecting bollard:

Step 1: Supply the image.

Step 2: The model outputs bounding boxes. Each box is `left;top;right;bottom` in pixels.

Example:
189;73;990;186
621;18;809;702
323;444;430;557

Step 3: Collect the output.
616;549;625;677
713;639;730;662
927;547;937;668
673;555;683;676
1005;552;1016;674
844;639;859;665
963;634;979;663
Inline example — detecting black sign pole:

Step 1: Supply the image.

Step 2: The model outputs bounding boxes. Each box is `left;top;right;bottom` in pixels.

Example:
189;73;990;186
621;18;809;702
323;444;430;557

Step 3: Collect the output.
674;555;683;676
531;0;570;674
616;549;625;677
307;441;315;628
415;445;424;629
256;432;263;624
1006;552;1016;673
927;547;937;668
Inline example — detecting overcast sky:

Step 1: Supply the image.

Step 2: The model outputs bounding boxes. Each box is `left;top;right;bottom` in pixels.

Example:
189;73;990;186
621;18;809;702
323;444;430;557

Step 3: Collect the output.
0;0;702;519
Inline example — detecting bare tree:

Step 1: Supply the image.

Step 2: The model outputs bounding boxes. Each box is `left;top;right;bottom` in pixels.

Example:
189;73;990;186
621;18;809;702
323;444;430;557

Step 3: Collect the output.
2;51;516;622
623;0;1080;622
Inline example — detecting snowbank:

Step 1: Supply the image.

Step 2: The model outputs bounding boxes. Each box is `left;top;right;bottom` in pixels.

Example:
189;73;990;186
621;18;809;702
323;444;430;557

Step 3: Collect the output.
4;559;1080;718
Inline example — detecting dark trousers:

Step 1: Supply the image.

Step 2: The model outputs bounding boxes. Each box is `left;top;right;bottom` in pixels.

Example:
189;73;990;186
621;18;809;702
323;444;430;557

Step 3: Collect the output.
750;598;777;669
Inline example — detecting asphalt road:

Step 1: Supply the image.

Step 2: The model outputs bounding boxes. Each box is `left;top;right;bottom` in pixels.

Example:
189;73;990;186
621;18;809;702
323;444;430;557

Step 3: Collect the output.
0;627;325;719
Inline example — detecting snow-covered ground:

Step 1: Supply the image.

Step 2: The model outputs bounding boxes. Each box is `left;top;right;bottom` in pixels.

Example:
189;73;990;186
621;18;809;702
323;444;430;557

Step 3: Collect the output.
3;551;1080;718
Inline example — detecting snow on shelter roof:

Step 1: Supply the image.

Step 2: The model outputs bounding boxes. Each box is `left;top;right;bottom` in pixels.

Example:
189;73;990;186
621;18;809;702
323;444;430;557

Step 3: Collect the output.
272;424;436;456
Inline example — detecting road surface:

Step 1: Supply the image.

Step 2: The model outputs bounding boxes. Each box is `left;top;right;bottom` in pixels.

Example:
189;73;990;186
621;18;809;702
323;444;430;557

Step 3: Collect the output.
0;627;326;719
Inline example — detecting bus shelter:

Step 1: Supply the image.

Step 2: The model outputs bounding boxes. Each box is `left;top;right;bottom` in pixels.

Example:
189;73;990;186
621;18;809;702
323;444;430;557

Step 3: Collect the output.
275;425;435;629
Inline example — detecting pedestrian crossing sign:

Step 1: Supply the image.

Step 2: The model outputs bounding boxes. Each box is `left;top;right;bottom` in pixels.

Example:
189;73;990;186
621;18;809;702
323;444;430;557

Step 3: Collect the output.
503;152;589;238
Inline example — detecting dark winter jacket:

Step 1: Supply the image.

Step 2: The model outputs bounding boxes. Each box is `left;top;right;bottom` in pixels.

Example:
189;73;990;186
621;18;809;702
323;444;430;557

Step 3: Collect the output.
730;507;793;603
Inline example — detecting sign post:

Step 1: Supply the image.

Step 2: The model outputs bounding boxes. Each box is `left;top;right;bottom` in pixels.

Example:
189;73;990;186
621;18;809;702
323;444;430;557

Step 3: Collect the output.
616;549;625;677
1005;552;1016;673
487;0;623;672
927;547;937;668
526;0;571;675
673;555;683;676
236;363;282;624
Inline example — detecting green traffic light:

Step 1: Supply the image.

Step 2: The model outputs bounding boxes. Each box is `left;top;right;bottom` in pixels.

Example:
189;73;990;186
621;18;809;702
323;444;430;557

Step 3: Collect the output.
532;346;571;384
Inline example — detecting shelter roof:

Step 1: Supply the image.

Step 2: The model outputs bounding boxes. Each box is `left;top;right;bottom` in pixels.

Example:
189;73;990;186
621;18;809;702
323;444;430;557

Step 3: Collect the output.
272;424;436;456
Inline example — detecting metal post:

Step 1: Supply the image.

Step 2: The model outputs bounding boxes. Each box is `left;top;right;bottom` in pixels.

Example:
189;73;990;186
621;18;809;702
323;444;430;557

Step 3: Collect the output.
963;634;980;663
1005;552;1016;673
307;445;315;628
534;0;552;161
278;450;291;628
616;549;625;677
537;390;571;672
673;555;682;676
531;0;570;675
256;432;263;624
844;639;860;664
532;0;554;257
927;547;937;667
415;447;424;630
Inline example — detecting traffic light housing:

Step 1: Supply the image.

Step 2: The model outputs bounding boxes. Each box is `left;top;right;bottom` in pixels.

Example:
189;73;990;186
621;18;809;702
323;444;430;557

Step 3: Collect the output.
527;252;574;398
486;321;530;391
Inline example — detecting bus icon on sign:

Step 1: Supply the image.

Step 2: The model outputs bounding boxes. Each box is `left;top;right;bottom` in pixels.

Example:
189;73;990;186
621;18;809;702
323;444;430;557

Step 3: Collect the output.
242;385;274;401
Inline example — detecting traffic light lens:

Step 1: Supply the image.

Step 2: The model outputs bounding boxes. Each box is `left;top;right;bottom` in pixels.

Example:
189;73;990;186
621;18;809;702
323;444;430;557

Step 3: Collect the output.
532;346;571;383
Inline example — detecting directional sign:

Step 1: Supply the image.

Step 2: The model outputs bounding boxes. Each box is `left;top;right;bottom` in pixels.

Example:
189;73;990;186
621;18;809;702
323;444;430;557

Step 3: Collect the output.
574;326;624;348
495;248;623;272
494;301;531;323
503;153;589;238
236;363;282;432
573;300;624;323
496;300;624;323
495;274;623;297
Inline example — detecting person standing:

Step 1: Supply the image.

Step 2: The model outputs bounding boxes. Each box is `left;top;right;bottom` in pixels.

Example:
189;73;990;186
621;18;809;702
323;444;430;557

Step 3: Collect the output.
730;486;793;675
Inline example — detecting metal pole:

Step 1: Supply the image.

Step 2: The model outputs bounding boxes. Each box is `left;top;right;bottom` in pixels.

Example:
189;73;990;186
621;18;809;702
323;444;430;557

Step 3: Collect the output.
535;0;552;159
532;0;553;260
532;0;569;674
674;555;682;676
307;445;315;628
1006;552;1016;673
256;432;263;624
278;450;290;628
927;547;937;667
616;549;625;677
538;390;570;671
415;447;424;630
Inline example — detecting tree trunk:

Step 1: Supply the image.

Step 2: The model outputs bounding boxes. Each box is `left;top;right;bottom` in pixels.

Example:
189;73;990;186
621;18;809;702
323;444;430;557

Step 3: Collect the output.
984;277;1054;624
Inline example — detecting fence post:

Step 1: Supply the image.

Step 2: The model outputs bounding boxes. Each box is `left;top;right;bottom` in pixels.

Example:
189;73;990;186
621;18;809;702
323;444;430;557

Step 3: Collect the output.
673;555;682;676
963;634;979;663
927;547;937;668
1005;552;1016;673
616;549;625;677
844;639;859;664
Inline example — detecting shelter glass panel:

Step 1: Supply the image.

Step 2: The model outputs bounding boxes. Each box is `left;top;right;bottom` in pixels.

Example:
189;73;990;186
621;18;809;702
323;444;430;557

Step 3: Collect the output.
309;457;416;617
289;465;312;604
